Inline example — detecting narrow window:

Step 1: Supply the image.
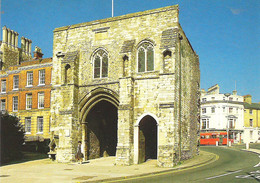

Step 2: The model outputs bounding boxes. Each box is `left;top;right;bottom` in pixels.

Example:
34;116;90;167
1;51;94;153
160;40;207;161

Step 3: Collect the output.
1;79;6;93
25;117;31;133
223;107;225;112
201;119;209;129
27;71;33;86
38;93;44;109
249;109;253;115
37;116;44;133
202;108;206;114
26;93;32;110
13;96;18;111
137;42;154;72
39;69;45;85
202;98;207;102
250;119;253;127
211;107;215;113
228;119;234;128
202;119;206;129
93;49;108;78
1;99;6;112
229;107;233;113
13;75;19;90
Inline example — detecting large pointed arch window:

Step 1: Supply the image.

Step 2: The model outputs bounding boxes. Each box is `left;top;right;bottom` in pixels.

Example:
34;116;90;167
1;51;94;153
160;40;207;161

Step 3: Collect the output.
138;42;154;72
93;49;108;78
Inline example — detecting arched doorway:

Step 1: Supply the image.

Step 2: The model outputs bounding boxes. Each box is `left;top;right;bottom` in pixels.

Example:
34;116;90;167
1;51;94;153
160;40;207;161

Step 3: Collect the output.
85;100;118;159
138;115;158;163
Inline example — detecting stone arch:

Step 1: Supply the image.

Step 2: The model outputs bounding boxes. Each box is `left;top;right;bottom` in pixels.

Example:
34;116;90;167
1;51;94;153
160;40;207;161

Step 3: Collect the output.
79;87;119;122
79;87;119;160
134;113;159;164
163;49;172;58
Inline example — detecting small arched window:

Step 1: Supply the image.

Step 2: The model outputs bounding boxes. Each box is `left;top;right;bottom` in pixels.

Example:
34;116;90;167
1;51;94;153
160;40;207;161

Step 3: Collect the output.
138;42;154;72
93;49;108;78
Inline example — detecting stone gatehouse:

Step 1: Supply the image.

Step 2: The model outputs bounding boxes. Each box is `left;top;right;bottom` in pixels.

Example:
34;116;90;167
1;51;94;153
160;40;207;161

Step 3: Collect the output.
49;5;200;167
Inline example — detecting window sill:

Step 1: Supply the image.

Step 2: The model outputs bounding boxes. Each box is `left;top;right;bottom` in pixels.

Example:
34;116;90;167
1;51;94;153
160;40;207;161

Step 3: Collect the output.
1;92;6;94
38;107;44;109
37;132;43;134
25;132;31;135
13;88;19;91
26;85;33;88
38;84;45;86
26;108;32;110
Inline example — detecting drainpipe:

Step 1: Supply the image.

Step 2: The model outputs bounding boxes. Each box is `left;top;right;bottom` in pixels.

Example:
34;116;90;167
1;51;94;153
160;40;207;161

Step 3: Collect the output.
178;33;183;162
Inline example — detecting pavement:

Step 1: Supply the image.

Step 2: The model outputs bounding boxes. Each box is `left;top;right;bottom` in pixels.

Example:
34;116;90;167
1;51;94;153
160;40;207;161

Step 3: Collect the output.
0;150;217;183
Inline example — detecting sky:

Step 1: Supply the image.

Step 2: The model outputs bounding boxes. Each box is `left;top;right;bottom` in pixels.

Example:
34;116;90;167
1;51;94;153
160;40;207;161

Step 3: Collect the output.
1;0;260;102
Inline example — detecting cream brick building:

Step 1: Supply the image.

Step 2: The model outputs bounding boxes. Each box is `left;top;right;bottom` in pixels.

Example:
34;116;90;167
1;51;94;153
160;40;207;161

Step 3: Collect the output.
49;5;200;167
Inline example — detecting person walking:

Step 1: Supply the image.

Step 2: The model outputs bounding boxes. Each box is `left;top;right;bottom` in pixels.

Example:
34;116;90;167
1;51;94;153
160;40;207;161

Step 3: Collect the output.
75;141;84;164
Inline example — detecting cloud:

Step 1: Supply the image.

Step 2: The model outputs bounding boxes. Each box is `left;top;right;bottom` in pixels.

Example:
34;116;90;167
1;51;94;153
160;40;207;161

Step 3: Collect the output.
230;8;244;15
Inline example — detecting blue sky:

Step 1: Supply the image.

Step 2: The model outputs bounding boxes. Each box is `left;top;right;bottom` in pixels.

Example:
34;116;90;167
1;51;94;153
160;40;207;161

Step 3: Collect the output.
1;0;260;102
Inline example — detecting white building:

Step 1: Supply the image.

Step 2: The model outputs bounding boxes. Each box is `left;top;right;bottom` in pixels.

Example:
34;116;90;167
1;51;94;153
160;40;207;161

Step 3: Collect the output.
200;84;244;143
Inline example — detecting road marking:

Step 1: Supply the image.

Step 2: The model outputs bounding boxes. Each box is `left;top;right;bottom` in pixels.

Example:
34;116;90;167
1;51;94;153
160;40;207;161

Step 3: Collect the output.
254;162;260;167
206;170;242;180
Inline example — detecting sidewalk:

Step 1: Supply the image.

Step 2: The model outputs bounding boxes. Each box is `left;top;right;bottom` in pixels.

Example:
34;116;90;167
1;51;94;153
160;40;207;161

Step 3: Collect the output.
0;150;217;183
242;148;260;155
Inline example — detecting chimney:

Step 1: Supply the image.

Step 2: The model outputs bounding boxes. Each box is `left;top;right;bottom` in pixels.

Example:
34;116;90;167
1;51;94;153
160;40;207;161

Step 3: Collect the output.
232;90;237;95
33;46;43;59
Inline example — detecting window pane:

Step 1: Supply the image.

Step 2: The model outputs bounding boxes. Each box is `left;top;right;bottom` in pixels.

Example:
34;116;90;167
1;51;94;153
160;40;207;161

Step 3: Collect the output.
1;80;6;92
138;48;145;72
25;117;31;133
26;94;32;109
102;55;108;77
38;93;44;109
39;70;45;85
147;46;154;71
13;96;18;111
94;56;101;78
13;76;19;89
1;99;6;112
37;117;43;133
27;72;33;86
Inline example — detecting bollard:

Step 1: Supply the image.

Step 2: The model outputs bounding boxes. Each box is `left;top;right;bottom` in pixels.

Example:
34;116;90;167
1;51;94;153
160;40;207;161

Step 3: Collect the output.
229;141;232;147
246;142;249;149
216;141;218;146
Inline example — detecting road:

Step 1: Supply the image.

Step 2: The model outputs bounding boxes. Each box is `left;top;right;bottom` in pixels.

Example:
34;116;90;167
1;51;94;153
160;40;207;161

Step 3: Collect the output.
114;146;260;183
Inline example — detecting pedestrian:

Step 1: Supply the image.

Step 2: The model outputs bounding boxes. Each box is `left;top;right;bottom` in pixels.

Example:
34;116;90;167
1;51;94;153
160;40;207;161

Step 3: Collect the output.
75;141;84;164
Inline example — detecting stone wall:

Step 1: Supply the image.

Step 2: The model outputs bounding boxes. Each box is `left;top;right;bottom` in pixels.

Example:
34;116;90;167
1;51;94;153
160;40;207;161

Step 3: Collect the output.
51;5;200;167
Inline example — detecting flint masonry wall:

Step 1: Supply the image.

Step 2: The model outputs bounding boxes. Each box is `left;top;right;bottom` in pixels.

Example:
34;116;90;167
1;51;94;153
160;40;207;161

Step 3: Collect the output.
50;5;200;167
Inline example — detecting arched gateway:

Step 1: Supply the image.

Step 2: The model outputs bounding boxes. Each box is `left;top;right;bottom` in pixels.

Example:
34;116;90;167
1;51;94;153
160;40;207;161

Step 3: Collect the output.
50;5;200;168
79;88;119;160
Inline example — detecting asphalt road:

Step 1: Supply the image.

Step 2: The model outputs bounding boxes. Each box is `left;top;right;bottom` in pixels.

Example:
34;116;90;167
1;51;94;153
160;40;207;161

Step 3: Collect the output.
117;146;260;183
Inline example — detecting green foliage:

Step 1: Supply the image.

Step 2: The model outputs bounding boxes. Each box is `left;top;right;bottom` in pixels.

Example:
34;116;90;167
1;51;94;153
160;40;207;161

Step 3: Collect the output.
0;112;25;164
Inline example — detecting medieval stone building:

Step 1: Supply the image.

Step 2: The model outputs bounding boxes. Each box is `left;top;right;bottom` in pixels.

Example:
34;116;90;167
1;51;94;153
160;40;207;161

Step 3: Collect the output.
50;5;200;167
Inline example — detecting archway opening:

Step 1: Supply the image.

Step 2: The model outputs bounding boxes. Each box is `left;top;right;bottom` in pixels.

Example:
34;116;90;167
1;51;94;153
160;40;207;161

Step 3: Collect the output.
138;115;157;163
85;100;118;160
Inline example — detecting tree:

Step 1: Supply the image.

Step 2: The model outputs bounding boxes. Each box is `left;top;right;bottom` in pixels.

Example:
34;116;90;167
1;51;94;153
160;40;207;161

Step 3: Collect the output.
0;112;25;164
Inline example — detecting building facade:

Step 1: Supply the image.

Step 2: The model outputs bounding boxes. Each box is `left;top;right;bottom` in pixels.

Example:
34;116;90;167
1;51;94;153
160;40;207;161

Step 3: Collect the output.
243;95;260;143
200;84;244;144
0;27;52;146
50;5;200;167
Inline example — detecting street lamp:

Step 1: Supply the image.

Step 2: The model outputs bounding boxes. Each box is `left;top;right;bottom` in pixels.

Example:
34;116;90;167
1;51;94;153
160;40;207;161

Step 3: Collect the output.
224;93;231;146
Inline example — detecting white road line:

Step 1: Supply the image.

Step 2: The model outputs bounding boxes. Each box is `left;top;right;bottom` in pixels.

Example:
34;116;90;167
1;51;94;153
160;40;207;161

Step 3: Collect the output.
206;170;242;180
254;162;260;167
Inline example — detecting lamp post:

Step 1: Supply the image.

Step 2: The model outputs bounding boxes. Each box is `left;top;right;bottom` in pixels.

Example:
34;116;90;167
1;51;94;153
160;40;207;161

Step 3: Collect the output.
224;93;231;146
